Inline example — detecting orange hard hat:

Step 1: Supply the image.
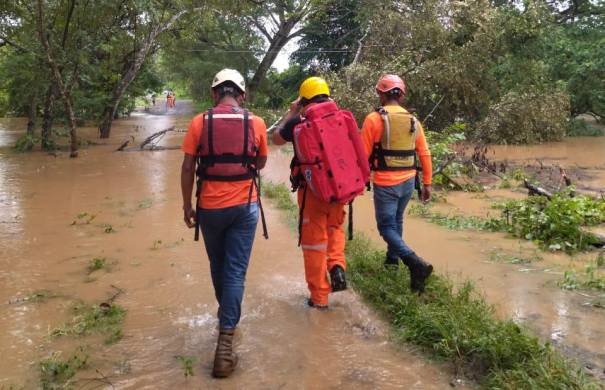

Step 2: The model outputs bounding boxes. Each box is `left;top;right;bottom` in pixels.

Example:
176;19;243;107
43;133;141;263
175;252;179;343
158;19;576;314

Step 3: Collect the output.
375;74;406;94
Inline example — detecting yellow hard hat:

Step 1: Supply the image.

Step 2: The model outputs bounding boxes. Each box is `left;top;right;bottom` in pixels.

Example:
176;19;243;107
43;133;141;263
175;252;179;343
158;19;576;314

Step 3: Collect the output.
299;77;330;100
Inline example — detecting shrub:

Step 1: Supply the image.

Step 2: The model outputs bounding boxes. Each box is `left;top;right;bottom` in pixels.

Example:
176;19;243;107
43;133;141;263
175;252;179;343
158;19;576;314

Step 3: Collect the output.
474;88;570;144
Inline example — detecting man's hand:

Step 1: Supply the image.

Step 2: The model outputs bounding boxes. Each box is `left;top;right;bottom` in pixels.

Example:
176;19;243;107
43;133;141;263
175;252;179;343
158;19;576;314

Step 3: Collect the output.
421;185;432;204
289;97;302;114
183;206;196;228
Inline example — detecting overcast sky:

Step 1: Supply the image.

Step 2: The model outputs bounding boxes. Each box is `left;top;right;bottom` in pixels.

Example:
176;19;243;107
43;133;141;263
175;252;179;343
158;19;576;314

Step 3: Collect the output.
272;37;300;72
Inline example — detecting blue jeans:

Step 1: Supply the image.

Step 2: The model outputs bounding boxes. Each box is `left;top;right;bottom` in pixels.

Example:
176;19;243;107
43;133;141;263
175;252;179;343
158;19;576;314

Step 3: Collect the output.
373;179;416;260
198;203;259;329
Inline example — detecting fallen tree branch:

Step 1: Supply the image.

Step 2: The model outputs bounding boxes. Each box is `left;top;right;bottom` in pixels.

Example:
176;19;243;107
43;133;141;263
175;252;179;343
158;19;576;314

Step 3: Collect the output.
115;136;135;151
140;126;175;149
440;172;464;191
432;154;456;178
524;179;553;199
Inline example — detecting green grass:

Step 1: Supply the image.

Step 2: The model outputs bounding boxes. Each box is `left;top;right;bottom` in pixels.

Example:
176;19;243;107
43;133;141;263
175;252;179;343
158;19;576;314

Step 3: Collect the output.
407;204;503;232
51;302;126;345
488;250;543;265
87;257;106;273
39;347;88;390
559;257;605;292
175;355;196;377
263;181;299;227
265;181;600;389
346;235;599;389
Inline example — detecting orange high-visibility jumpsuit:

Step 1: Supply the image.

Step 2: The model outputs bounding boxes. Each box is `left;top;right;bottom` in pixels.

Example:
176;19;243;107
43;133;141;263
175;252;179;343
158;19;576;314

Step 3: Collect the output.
297;187;346;306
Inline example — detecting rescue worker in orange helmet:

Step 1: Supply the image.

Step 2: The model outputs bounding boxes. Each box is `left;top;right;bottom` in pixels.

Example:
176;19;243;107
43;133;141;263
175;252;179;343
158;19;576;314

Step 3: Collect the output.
361;74;434;293
181;69;268;377
272;77;348;310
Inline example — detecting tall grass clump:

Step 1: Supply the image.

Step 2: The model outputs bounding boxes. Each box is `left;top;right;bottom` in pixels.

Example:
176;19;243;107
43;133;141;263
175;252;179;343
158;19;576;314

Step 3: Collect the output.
263;181;298;226
346;236;599;388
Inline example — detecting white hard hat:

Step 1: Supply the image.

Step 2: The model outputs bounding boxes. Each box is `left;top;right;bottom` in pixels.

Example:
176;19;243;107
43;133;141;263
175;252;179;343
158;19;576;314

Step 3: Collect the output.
211;69;245;93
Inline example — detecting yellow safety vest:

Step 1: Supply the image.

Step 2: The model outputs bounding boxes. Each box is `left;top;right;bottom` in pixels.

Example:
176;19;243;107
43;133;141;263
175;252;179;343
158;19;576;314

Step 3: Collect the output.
371;106;417;171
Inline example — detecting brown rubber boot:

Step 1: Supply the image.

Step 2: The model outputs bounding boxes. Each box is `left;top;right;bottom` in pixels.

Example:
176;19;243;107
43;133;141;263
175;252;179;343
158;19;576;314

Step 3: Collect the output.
212;328;238;378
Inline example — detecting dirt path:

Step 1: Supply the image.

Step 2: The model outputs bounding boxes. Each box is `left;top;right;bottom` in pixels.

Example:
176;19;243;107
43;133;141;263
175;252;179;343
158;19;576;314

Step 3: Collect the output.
0;113;461;388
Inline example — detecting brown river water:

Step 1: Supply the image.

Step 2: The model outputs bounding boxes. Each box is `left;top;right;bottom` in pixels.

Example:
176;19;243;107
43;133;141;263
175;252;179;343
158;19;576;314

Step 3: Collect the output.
1;103;604;387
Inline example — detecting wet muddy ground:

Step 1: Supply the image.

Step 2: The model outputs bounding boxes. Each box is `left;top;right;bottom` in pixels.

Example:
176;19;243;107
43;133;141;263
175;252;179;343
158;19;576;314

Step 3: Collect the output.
0;103;461;389
1;102;604;387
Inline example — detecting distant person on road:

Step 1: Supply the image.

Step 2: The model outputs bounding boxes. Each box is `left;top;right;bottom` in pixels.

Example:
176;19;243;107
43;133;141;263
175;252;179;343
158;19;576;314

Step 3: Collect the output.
361;74;433;293
166;93;174;110
272;77;369;309
151;93;156;106
180;69;268;378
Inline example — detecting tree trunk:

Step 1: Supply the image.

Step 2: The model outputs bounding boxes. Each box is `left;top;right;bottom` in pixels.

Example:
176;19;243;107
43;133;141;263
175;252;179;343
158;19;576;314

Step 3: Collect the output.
41;86;55;150
248;20;298;102
26;90;38;136
98;8;198;138
37;0;78;157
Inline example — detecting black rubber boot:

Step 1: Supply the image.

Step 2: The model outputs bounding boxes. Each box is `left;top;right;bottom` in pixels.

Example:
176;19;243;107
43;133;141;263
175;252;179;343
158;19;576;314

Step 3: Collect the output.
402;253;433;293
329;265;347;292
307;298;328;310
383;255;399;269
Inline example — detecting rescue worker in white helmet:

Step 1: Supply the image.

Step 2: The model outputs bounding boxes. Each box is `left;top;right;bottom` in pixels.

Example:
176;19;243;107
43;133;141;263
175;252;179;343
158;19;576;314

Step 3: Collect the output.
180;68;269;378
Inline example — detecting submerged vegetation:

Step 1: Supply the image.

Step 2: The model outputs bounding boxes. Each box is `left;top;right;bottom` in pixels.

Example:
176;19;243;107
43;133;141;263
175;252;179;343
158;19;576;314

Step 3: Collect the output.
265;182;599;388
39;348;88;390
175;355;196;378
51;302;125;345
408;192;605;254
496;194;605;253
559;255;605;292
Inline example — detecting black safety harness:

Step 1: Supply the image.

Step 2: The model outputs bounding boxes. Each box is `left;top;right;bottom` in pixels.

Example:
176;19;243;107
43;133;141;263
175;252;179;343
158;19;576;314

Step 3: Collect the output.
194;108;268;241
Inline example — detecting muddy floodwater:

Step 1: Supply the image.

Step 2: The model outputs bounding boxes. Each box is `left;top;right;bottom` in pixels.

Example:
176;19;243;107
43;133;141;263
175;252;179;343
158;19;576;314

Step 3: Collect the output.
1;104;604;387
0;106;460;389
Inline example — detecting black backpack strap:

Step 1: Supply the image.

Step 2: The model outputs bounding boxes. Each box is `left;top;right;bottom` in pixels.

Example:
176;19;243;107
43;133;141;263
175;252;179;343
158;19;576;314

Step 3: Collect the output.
242;110;250;167
298;185;308;247
249;170;269;239
348;201;354;241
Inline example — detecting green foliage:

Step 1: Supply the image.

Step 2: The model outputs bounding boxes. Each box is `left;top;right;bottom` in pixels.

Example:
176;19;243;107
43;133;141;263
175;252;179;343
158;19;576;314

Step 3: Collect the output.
39;348;88;390
474;87;570;144
488;251;542;265
70;212;96;225
87;257;106;273
263;181;299;227
292;0;364;71
408;204;503;232
13;134;38;152
175;355;196;377
51;302;126;345
496;194;605;252
345;235;598;388
566;118;605;137
559;260;605;292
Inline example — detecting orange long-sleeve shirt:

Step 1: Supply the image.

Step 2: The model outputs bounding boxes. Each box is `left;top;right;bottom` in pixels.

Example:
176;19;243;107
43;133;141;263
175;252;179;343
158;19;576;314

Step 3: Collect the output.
360;106;432;187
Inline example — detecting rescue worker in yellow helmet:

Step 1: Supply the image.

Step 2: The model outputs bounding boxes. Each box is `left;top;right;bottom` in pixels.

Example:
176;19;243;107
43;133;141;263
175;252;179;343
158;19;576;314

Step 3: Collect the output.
272;77;349;309
361;74;434;293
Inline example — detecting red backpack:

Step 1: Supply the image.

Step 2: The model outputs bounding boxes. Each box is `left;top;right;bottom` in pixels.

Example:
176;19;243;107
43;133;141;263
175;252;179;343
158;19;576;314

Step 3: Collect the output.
293;101;370;204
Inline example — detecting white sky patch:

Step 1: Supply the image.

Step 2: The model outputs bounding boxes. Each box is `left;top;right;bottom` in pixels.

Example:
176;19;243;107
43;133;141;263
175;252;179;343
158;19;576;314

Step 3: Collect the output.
272;36;300;73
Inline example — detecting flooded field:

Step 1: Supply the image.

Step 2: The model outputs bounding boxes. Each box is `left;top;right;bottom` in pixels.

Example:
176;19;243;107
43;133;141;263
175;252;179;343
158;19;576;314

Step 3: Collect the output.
1;104;604;387
0;106;460;389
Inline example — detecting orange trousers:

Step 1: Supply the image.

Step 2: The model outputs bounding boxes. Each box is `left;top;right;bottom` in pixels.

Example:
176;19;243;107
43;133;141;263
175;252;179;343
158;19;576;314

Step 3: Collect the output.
297;188;346;306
